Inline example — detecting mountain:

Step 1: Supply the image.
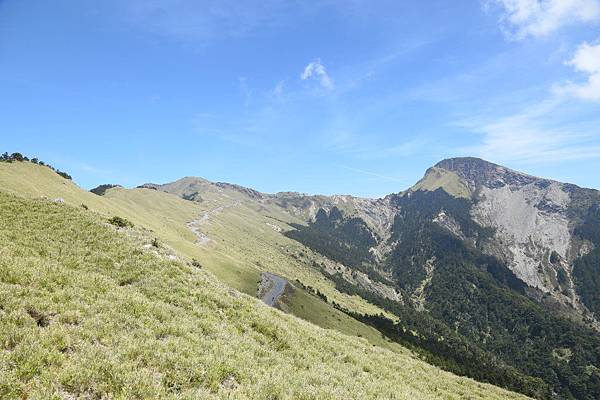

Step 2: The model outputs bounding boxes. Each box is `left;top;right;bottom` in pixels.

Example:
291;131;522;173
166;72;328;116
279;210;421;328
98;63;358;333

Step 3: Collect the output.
276;158;600;399
2;155;600;399
141;157;600;399
418;157;599;318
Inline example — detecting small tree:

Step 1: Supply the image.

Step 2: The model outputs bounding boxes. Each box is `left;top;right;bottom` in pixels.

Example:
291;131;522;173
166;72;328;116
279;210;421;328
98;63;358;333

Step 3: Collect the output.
56;170;72;180
10;152;24;162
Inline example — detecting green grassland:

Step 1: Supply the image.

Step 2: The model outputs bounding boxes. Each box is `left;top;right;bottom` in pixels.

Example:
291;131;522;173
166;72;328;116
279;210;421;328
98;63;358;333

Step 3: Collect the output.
409;167;471;199
0;162;395;340
0;188;531;399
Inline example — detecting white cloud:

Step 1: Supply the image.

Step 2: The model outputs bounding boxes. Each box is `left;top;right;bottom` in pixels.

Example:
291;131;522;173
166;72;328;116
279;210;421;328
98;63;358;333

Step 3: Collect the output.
301;59;334;91
491;0;600;39
556;41;600;101
458;99;600;163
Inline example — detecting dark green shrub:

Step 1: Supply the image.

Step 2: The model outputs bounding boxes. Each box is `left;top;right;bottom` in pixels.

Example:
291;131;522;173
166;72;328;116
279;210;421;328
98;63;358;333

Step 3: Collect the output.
108;216;133;228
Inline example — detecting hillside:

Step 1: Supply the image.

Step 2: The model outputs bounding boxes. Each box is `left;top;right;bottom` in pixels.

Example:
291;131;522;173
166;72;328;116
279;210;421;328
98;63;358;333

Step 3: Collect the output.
106;157;600;399
0;161;417;347
0;175;528;398
2;157;600;399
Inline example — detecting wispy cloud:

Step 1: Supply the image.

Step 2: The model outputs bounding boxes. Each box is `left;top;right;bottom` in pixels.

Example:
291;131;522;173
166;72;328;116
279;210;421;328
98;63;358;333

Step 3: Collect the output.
326;131;428;160
555;41;600;101
301;59;334;91
488;0;600;39
270;80;285;100
456;98;600;163
336;164;408;183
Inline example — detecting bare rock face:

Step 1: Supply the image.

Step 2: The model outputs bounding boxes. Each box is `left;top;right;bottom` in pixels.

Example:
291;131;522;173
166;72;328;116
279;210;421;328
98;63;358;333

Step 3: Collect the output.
321;258;403;304
432;211;466;240
473;182;571;292
434;157;582;307
434;157;540;192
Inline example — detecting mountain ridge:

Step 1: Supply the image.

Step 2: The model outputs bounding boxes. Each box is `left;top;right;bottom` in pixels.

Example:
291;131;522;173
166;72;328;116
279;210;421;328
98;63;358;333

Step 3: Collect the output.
127;157;596;200
100;157;600;323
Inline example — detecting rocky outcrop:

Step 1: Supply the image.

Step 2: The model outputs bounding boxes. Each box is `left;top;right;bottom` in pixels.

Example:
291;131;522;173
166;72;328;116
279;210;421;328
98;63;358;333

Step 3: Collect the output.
472;182;572;292
434;157;543;193
432;157;595;312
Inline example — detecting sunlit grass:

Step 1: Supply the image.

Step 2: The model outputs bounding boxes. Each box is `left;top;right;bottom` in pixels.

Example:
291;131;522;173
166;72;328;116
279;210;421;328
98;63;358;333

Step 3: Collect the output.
0;162;397;340
0;192;528;399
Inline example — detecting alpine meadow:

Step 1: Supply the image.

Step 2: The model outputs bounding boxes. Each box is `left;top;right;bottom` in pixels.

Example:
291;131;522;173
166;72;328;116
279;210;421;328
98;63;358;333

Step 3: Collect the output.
2;1;600;399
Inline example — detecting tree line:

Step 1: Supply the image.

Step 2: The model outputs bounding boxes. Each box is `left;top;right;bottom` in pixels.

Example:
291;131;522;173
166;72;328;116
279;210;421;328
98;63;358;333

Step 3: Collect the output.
1;152;72;180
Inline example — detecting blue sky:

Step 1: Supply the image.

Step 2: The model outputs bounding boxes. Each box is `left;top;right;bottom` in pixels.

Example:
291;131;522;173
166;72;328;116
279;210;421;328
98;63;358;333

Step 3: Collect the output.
1;0;599;197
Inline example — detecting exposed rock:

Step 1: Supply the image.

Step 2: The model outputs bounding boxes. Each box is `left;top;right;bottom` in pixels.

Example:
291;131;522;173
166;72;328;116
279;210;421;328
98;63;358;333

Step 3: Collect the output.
472;180;571;292
411;257;436;311
434;157;543;192
320;258;402;304
265;222;282;232
220;375;238;390
432;211;465;240
215;182;264;200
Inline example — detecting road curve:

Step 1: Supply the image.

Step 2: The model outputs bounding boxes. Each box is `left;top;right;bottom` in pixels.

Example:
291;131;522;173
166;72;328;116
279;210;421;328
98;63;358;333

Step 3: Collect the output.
261;272;288;307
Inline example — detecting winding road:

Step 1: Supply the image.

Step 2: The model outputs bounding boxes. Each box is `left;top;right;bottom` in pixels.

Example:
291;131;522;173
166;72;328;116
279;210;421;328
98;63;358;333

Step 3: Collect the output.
261;272;288;307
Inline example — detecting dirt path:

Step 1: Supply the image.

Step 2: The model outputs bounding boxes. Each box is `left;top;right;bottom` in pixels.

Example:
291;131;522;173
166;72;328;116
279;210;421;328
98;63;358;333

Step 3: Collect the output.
259;272;288;307
187;201;240;245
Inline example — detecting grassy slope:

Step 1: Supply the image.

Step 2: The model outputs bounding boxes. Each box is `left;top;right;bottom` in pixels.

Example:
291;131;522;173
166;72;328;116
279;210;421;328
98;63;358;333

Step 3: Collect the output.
410;167;471;199
0;162;396;348
0;191;529;399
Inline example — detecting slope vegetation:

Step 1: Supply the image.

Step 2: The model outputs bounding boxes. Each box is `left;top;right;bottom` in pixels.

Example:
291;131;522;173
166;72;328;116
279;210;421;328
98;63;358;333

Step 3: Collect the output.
0;191;528;399
0;161;397;348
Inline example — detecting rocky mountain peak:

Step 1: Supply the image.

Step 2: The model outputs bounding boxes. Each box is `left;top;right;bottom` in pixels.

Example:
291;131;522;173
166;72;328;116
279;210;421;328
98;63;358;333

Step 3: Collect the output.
435;157;547;192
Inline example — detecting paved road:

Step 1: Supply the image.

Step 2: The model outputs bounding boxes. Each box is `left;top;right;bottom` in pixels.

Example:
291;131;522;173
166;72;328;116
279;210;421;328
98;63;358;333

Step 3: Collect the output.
261;272;288;307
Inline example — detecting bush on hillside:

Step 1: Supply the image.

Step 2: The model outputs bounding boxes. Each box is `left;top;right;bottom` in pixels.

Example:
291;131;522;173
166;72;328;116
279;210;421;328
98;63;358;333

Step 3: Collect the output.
108;216;133;228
